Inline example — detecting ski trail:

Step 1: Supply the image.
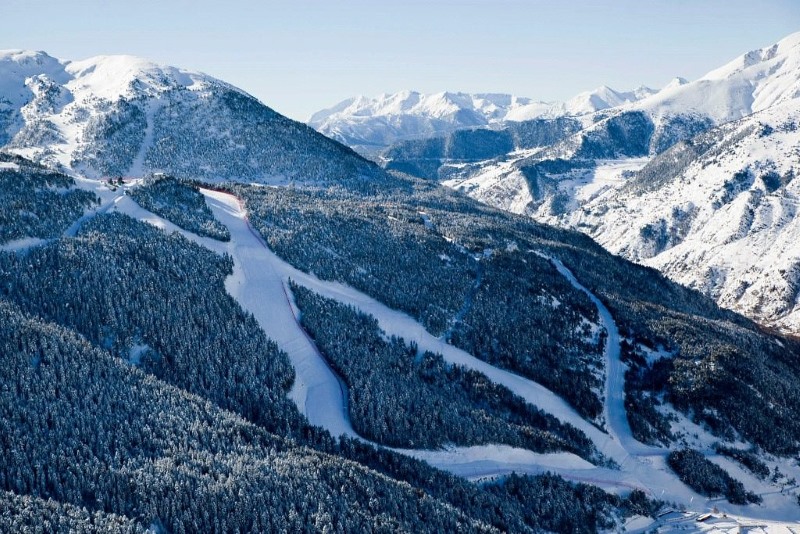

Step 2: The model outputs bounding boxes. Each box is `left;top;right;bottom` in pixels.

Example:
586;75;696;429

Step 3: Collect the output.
201;191;359;439
537;252;665;457
127;99;165;177
203;190;623;462
109;188;359;440
47;182;800;522
64;189;124;237
2;179;127;253
116;186;697;502
195;189;638;484
0;237;48;252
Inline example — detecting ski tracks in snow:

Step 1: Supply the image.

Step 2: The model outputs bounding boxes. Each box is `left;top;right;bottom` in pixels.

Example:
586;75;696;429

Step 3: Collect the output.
536;252;666;458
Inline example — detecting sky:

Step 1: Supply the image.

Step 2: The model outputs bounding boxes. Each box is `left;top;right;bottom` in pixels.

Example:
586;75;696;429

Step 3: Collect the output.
2;0;799;121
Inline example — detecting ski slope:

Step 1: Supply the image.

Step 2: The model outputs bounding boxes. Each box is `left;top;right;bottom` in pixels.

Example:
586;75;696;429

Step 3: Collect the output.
100;183;800;527
192;190;600;472
539;253;665;457
193;188;696;498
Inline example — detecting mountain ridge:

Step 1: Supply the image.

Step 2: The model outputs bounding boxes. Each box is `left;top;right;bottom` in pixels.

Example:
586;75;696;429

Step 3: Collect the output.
308;85;660;153
4;40;800;530
0;49;383;186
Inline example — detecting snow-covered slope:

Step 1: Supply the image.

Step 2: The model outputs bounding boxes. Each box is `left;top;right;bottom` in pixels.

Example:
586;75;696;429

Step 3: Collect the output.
575;101;800;332
638;32;800;123
0;50;380;184
443;32;800;332
309;86;656;153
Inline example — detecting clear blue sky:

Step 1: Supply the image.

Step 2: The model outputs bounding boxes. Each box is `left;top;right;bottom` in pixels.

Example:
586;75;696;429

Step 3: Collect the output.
3;0;798;121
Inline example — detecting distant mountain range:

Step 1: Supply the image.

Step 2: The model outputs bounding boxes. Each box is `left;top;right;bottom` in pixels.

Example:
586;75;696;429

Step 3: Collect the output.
308;85;662;154
446;32;800;333
578;99;800;331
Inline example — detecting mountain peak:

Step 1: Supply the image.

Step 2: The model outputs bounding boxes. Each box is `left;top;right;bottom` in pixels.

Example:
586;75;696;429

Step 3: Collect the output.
63;54;218;101
701;31;800;82
0;50;379;185
308;90;545;149
776;30;800;53
663;77;688;89
634;31;800;122
0;49;58;64
309;84;661;150
565;84;654;115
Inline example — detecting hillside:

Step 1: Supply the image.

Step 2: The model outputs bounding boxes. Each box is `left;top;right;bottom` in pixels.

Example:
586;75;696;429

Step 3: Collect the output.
574;100;800;332
438;32;800;332
0;155;661;532
0;49;381;186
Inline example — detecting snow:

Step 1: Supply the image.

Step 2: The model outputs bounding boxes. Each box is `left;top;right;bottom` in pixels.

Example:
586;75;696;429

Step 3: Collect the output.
633;31;800;122
440;32;800;334
52;179;792;526
2;32;800;526
573;158;649;203
186;189;707;502
65;55;207;100
308;85;655;149
196;190;592;444
399;445;595;481
631;510;800;533
0;50;251;175
0;162;19;170
64;180;128;237
0;50;71;110
444;166;536;215
169;189;358;439
573;102;800;332
0;237;47;252
538;254;648;452
444;157;649;222
565;85;656;116
119;188;637;489
127;98;166;177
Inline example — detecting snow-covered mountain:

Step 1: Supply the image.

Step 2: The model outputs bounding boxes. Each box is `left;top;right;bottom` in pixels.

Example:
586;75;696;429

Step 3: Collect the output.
308;91;552;152
443;32;800;332
5;44;800;530
638;33;800;124
575;101;800;332
0;49;379;184
439;27;800;185
308;86;656;154
564;84;658;116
